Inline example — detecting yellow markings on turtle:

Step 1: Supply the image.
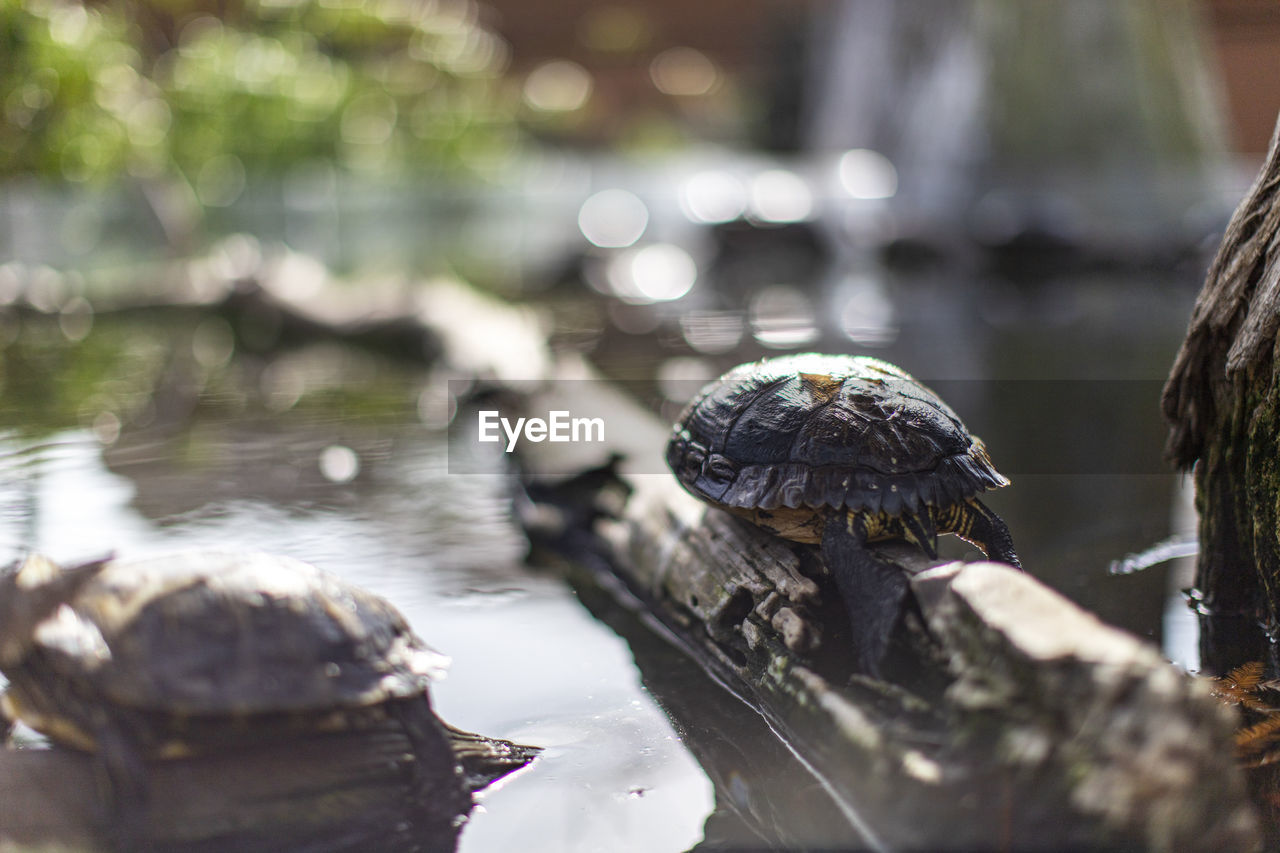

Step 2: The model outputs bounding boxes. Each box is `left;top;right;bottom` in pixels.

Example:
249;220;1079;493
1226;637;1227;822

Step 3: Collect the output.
857;509;931;551
2;689;98;751
730;495;998;560
933;499;1004;557
935;503;967;538
157;740;196;759
799;372;844;404
82;570;206;637
14;554;60;588
730;505;825;543
860;511;890;541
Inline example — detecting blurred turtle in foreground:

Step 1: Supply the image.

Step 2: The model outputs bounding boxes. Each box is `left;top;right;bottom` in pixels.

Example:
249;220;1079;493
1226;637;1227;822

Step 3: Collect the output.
0;551;538;850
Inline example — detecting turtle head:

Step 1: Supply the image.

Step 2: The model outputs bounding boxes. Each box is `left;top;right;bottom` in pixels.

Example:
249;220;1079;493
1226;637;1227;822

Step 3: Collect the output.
0;554;109;668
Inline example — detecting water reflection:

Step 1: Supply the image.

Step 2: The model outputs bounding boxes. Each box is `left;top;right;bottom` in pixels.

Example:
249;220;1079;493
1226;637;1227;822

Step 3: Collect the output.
833;273;898;346
0;421;714;851
570;569;871;851
678;310;744;354
747;285;818;349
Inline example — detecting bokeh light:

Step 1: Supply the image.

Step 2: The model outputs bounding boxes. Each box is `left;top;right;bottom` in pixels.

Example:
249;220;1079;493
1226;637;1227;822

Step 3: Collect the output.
319;444;360;483
261;361;306;413
837;149;898;200
837;275;898;346
523;60;594;112
92;410;122;445
679;309;745;354
748;169;814;224
578;189;650;248
58;295;94;342
680;170;747;224
656;356;718;403
607;243;697;303
191;317;236;368
650;48;720;97
748;285;818;348
195;154;246;207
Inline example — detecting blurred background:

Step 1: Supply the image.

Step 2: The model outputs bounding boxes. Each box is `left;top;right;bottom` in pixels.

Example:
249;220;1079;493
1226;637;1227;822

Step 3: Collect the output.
3;0;1276;273
0;0;1265;604
1;1;1278;849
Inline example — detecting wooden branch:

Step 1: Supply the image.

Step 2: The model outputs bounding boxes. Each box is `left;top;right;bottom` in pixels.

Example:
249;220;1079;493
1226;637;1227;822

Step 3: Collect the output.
601;476;1256;849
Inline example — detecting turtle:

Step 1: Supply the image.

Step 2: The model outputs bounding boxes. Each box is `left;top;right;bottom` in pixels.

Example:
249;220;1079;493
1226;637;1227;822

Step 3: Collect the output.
666;352;1020;674
0;550;472;843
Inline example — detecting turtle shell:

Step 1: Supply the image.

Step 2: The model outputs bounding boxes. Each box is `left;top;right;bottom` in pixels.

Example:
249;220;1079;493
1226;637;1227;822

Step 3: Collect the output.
666;353;1008;518
1;551;445;750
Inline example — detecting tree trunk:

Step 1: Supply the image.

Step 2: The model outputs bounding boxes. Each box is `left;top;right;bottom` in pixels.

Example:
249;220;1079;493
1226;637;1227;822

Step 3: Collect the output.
1163;112;1280;676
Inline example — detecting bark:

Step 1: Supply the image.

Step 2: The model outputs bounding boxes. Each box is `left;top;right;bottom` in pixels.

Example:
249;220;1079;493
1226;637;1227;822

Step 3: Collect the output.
1163;112;1280;675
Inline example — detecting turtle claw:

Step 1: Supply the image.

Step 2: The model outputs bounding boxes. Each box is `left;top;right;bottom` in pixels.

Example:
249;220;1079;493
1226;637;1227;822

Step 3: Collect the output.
958;499;1021;569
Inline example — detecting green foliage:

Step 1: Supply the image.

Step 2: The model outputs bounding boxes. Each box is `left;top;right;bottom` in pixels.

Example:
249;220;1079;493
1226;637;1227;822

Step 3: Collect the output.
0;0;518;187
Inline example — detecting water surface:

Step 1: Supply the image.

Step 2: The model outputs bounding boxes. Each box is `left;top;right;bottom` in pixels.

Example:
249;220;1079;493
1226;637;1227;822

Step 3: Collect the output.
0;338;716;851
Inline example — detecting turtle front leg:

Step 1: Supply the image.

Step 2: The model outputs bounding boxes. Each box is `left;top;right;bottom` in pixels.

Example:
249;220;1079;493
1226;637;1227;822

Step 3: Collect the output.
821;512;911;677
945;498;1021;569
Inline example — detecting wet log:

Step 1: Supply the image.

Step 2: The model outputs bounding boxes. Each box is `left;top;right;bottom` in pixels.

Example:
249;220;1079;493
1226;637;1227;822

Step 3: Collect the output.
1163;111;1280;676
518;360;1260;851
605;477;1254;850
0;724;537;852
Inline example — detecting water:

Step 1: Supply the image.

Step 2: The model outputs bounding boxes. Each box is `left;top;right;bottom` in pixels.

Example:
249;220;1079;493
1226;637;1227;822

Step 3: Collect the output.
0;151;1237;846
0;318;715;850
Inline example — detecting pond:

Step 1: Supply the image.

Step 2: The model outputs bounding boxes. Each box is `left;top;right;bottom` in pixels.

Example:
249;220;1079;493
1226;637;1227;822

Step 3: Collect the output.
0;309;723;851
0;168;1229;848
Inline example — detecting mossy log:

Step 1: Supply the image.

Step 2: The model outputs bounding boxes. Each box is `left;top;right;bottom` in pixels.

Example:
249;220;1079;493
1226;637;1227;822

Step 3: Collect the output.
516;362;1258;851
1163;112;1280;676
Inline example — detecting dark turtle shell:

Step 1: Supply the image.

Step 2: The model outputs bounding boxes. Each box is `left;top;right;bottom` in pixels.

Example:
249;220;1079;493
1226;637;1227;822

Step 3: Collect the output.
667;353;1008;520
0;551;446;754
